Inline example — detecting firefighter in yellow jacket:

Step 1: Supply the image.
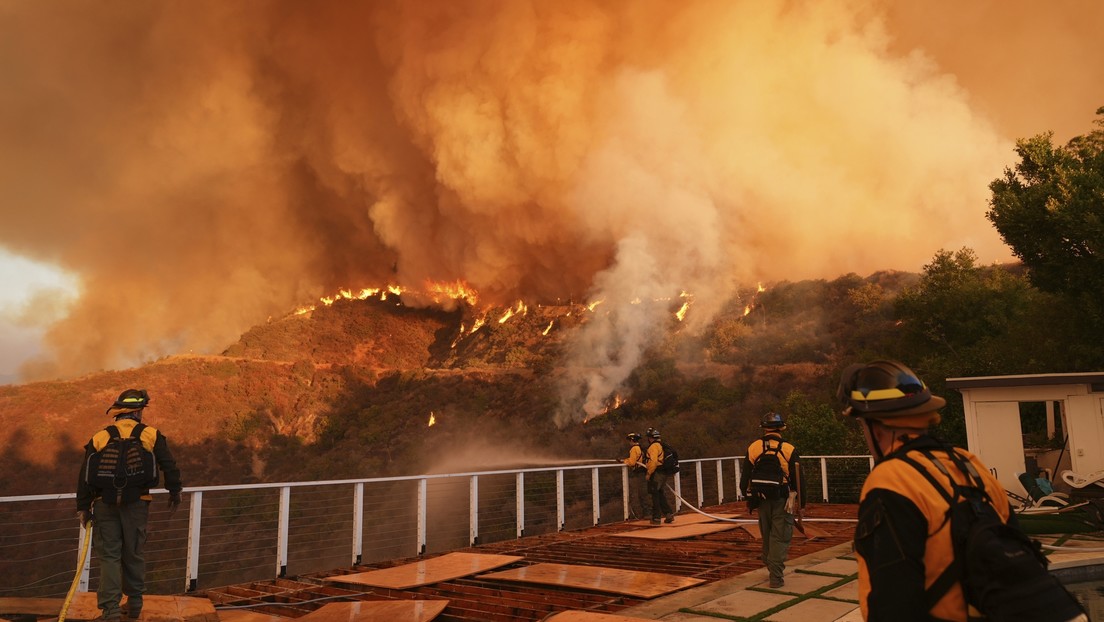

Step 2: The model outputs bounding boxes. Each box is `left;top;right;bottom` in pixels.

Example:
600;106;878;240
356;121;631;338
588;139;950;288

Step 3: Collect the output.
76;389;183;622
621;432;650;519
740;412;803;588
838;360;1086;622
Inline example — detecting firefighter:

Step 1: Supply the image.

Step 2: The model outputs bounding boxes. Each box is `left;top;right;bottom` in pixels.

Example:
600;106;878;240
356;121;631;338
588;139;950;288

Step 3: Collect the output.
740;412;803;588
838;360;1085;622
644;428;675;524
621;432;650;519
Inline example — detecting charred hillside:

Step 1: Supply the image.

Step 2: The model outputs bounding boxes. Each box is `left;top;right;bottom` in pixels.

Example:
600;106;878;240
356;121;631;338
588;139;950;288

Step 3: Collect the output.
1;273;921;497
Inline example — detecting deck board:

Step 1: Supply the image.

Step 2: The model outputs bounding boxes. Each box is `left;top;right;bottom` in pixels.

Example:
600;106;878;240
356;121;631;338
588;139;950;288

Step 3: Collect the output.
300;600;447;622
0;594;218;622
612;522;742;540
322;552;523;589
479;563;705;599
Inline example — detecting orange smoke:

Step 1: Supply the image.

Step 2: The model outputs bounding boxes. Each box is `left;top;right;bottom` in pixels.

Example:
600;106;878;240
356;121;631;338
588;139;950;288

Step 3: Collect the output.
0;0;1099;385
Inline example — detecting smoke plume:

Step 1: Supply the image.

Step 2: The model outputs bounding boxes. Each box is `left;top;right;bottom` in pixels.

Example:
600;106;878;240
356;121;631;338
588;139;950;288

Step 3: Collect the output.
1;0;1100;412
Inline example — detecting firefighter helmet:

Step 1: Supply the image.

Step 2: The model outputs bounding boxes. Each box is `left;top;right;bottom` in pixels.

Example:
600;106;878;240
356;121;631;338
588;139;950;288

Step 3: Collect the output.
760;412;786;429
838;360;945;419
626;432;642;442
107;388;150;416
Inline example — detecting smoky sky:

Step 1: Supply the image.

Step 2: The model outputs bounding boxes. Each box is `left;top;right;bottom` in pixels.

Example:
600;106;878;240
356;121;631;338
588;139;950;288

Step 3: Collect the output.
1;0;1101;394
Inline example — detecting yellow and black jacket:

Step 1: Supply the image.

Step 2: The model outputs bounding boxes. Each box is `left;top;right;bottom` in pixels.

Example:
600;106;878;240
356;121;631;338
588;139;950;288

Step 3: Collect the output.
855;434;1011;622
77;417;183;511
623;443;646;472
740;432;803;503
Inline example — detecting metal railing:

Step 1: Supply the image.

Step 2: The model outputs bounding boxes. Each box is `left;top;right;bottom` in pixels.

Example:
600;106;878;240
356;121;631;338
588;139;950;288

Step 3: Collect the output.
0;454;871;598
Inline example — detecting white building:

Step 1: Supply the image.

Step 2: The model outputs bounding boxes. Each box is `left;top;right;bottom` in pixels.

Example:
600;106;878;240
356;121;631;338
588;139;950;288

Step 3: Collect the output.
947;372;1104;500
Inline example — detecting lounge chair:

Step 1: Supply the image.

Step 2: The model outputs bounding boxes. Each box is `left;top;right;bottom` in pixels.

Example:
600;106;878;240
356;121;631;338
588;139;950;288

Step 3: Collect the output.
1060;469;1104;490
1008;472;1071;512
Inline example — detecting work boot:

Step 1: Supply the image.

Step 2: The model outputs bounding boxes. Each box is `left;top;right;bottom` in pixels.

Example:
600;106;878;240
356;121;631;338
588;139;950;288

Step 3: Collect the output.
769;577;785;588
664;513;675;523
650;518;661;525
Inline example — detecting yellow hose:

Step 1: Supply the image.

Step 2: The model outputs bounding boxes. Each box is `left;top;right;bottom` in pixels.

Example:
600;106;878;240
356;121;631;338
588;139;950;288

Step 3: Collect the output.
59;523;93;622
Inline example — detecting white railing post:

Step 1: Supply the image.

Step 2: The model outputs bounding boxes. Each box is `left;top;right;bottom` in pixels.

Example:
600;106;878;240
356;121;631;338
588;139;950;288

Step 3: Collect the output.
735;458;743;500
820;457;829;503
591;467;600;525
556;469;565;531
470;475;479;546
695;461;704;508
276;487;290;577
186;490;202;591
78;522;92;592
516;472;525;538
351;483;364;566
622;467;630;520
417;478;427;554
715;459;724;505
673;472;682;512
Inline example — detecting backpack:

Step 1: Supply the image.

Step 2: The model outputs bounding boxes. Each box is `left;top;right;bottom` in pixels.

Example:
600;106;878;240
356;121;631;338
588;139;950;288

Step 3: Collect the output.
748;439;788;495
86;423;159;504
898;447;1085;622
656;441;679;474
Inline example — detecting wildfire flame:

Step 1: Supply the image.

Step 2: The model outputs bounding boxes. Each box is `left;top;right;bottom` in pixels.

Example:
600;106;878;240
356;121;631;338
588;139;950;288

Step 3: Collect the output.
427;280;479;305
428;412;436;427
542;320;554;335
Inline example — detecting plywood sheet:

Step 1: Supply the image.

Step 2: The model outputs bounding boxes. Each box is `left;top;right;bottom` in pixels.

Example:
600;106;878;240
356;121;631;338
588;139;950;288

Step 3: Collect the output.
543;611;659;622
740;523;830;540
480;563;704;599
323;552;523;589
626;513;740;526
218;609;288;622
0;594;218;622
612;522;742;540
298;600;447;622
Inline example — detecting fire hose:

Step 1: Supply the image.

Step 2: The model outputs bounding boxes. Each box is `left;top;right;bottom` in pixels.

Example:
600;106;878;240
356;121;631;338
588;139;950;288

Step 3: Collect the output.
59;523;93;622
665;484;857;524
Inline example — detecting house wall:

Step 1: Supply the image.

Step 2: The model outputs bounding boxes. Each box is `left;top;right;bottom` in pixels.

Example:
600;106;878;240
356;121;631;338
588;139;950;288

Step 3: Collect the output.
957;383;1103;498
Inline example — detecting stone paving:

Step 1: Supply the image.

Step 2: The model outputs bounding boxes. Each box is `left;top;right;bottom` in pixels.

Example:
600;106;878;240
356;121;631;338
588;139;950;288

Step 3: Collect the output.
619;532;1104;621
619;541;861;621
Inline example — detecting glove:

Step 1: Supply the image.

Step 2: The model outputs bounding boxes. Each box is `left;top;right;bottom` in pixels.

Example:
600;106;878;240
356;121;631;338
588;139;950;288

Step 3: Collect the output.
746;495;761;512
77;510;93;527
785;491;797;514
168;491;182;511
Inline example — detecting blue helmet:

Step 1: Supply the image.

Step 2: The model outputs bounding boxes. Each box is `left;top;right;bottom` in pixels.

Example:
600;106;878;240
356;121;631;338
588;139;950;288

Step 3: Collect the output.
760;412;785;429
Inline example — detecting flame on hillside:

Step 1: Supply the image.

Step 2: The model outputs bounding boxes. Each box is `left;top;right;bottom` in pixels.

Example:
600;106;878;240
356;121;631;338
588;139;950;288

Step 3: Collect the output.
498;301;528;323
583;393;625;423
428;412;437;427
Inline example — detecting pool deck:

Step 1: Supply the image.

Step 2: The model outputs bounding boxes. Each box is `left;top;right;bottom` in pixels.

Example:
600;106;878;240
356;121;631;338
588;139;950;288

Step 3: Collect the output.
611;533;1104;621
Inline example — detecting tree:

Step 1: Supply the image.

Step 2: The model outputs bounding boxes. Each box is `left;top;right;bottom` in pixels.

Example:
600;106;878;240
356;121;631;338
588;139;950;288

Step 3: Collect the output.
987;106;1104;327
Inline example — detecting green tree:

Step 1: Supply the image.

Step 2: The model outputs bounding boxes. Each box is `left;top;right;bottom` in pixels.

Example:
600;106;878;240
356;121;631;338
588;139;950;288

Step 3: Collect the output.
782;391;865;455
987;106;1104;328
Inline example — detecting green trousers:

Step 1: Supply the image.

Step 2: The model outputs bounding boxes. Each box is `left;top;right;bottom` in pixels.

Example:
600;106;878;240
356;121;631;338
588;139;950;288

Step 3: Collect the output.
92;499;149;618
757;496;793;582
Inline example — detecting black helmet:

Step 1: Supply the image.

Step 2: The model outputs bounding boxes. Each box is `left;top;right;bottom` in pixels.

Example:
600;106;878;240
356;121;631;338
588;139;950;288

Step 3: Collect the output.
626;432;642;442
760;412;785;429
108;388;150;414
646;427;660;439
837;360;946;419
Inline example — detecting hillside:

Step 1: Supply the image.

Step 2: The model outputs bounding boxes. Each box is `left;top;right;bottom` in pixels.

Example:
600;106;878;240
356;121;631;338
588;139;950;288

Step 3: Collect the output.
1;273;922;497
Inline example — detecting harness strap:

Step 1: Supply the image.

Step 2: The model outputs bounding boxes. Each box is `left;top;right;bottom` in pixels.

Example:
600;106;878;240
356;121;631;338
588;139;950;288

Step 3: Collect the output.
894;448;964;613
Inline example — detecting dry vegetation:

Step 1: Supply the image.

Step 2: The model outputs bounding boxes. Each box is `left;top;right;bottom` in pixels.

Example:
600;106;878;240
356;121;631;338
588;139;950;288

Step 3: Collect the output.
2;273;924;496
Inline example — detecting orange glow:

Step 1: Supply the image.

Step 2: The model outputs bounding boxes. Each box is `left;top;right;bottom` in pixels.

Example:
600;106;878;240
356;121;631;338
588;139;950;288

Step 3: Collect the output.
675;302;690;321
426;280;478;304
743;305;751;316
